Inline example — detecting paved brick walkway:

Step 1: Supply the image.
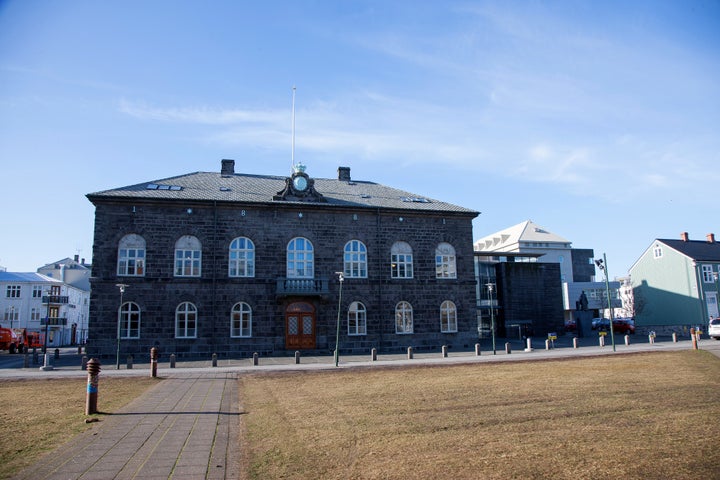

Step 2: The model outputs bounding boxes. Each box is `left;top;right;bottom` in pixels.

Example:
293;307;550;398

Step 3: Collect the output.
14;374;240;480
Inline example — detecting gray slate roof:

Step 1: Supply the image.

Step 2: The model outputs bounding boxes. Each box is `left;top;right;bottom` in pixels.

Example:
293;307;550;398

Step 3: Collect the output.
87;170;479;215
659;239;720;262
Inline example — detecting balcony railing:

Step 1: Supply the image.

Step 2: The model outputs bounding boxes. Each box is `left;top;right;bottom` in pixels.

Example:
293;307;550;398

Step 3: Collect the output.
41;317;68;326
276;277;329;297
42;295;69;304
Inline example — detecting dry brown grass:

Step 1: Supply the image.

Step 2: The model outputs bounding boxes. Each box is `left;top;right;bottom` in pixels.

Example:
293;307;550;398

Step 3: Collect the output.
0;376;158;479
239;351;720;480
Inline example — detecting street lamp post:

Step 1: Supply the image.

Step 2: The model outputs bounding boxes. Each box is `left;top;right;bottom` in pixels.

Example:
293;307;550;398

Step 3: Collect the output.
334;272;344;367
9;306;14;330
115;284;128;370
595;254;616;352
486;283;497;355
40;289;54;371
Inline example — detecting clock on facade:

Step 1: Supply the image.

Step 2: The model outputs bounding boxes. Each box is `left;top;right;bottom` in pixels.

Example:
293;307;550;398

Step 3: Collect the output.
292;175;308;192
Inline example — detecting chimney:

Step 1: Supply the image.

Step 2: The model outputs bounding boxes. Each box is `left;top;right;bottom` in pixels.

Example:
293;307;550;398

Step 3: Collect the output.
707;233;715;244
338;166;351;182
681;232;689;242
221;159;235;176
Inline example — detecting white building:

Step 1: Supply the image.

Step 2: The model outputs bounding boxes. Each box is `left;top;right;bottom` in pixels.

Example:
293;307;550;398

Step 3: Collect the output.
0;271;90;347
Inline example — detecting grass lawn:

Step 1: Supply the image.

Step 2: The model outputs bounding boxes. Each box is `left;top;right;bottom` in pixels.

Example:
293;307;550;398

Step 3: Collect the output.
0;376;158;479
239;351;720;479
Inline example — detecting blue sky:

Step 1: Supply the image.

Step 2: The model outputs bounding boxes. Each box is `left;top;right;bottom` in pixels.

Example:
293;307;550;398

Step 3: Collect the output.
1;1;718;276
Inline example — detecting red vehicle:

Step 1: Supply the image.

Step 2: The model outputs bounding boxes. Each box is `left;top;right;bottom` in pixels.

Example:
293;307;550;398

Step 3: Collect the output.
0;327;44;353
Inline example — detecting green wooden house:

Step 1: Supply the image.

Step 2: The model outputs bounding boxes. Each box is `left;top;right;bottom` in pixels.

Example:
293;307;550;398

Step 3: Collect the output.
629;232;720;335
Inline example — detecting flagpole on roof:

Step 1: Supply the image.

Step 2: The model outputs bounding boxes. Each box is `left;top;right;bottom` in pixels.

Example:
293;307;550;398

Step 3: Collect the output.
291;85;296;172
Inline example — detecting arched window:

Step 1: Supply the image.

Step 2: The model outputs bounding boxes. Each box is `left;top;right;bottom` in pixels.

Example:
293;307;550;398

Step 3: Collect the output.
395;301;413;334
118;301;141;338
440;300;458;333
435;243;457;279
344;240;367;278
390;241;413;279
348;301;367;336
175;302;197;338
118;234;146;276
175;235;202;277
230;302;252;337
287;237;314;278
229;237;255;277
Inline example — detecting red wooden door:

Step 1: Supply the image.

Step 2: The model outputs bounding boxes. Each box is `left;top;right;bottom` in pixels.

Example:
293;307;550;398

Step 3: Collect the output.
285;302;316;349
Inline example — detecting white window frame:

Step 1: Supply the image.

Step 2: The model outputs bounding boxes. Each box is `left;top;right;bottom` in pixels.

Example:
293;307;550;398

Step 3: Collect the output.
653;244;663;259
231;302;252;338
6;285;21;298
440;300;458;333
174;235;202;277
435;242;457;279
229;237;255;278
287;237;314;278
395;301;413;334
119;301;141;339
344;240;368;278
348;301;367;336
32;285;43;298
391;242;413;279
702;265;714;283
175;302;198;338
117;234;146;276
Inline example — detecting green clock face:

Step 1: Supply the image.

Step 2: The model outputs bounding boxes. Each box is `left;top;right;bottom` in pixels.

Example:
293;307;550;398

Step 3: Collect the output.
293;175;308;192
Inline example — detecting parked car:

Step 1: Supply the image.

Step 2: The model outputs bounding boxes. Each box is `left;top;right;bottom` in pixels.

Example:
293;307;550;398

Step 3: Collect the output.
591;317;635;334
709;317;720;340
564;319;577;332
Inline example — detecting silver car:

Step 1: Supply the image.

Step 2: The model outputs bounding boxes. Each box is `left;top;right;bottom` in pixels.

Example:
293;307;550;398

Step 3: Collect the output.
709;317;720;340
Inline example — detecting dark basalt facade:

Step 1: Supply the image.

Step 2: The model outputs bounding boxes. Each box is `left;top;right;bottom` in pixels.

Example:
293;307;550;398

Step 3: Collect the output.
86;160;479;359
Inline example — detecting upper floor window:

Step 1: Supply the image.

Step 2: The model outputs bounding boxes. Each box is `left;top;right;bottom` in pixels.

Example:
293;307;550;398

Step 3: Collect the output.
653;244;663;259
287;237;314;278
175;235;202;277
395;301;413;334
175;302;197;338
391;242;413;279
119;302;141;339
348;301;367;336
6;285;21;298
702;265;716;283
435;242;457;279
344;240;368;278
440;300;458;333
118;234;146;276
229;237;255;278
32;285;43;298
231;302;252;337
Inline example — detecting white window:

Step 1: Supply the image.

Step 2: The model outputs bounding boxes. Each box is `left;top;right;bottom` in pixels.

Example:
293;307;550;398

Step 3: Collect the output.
175;302;197;338
391;242;413;279
32;285;43;298
175;235;202;277
344;240;368;278
4;307;19;323
231;302;252;338
348;301;367;336
229;237;255;277
6;285;21;298
435;242;457;279
287;237;314;278
31;308;41;321
395;301;413;334
653;244;663;259
119;302;140;339
440;300;458;333
117;234;146;276
702;265;714;283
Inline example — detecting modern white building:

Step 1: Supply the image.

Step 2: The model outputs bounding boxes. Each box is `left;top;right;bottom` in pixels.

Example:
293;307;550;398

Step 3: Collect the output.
0;271;90;348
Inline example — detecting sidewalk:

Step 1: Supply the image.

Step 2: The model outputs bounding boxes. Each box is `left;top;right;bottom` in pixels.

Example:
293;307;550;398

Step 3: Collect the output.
13;373;240;480
8;336;719;480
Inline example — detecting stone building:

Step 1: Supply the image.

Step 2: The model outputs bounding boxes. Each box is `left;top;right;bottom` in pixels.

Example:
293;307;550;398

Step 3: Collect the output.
86;160;479;359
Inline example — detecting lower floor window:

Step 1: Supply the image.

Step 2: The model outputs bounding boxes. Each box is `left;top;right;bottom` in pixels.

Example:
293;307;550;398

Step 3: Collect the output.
176;302;197;338
348;301;367;335
231;302;252;337
440;300;457;333
119;302;141;338
395;301;413;334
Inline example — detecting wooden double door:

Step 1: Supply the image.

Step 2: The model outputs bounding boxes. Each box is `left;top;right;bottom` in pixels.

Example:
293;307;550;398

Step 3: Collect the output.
285;301;316;349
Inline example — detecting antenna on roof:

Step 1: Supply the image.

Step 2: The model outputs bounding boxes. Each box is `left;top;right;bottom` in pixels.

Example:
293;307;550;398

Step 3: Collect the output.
291;85;296;172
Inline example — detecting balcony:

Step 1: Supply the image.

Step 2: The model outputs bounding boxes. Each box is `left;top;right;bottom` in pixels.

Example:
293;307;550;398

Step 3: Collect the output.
42;295;69;304
276;277;329;297
41;317;68;326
